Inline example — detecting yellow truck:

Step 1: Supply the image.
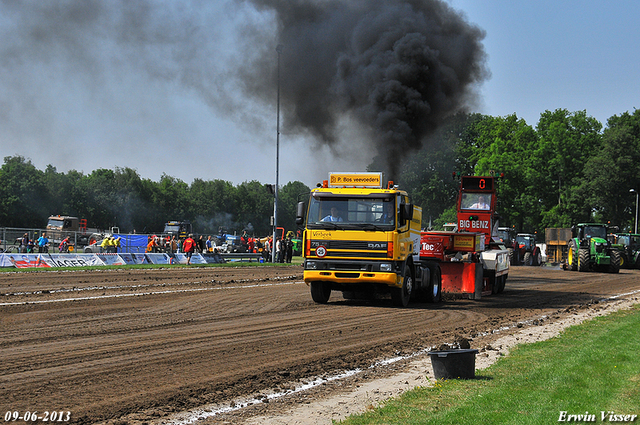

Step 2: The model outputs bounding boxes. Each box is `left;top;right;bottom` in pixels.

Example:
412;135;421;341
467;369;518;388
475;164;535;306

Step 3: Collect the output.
296;172;442;307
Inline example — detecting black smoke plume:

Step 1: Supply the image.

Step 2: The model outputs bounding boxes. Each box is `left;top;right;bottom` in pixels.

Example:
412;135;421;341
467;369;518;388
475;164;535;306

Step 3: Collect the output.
0;0;487;183
239;0;489;180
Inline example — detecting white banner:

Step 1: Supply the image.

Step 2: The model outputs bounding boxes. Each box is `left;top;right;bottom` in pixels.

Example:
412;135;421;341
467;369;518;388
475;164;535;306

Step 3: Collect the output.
48;254;106;268
172;253;206;264
96;254;127;266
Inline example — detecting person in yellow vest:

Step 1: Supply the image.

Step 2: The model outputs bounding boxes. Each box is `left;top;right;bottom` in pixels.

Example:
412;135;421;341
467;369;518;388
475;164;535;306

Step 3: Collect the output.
115;237;122;253
100;237;110;253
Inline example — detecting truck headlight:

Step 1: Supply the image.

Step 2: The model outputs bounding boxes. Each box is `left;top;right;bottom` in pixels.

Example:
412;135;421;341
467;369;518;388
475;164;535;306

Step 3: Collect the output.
306;261;317;270
380;263;392;272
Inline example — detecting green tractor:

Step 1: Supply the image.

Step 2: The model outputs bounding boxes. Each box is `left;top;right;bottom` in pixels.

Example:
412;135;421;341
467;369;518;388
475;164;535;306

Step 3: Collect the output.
609;233;640;269
567;223;621;273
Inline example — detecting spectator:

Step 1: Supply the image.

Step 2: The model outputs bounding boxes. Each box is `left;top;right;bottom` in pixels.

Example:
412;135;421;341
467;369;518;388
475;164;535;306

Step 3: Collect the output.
205;235;213;253
59;237;70;253
197;235;205;253
115;237;122;253
285;236;293;263
183;234;196;265
145;237;156;253
37;232;49;253
20;233;30;253
169;236;178;254
276;237;285;263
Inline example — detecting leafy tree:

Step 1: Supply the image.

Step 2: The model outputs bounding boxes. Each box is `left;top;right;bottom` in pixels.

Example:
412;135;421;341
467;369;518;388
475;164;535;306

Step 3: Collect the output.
278;181;311;234
190;178;238;235
583;109;640;230
471;114;538;232
0;156;49;227
235;180;274;236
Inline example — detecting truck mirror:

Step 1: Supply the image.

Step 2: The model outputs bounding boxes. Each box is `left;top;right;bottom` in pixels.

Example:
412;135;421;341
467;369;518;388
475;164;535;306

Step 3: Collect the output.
295;202;305;226
404;204;414;221
399;203;413;225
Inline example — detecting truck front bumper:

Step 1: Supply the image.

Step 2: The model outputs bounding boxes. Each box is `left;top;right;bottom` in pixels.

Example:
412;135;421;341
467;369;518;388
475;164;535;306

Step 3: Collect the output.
303;259;402;287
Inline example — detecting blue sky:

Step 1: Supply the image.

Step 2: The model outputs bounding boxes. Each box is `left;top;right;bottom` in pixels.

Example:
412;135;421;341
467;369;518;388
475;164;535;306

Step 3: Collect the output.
450;0;640;126
0;1;638;189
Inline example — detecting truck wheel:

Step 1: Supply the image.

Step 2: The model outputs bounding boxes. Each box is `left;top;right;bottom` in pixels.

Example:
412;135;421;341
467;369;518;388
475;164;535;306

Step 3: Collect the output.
523;252;533;266
310;282;331;304
426;263;441;303
578;248;590;272
608;250;621;274
391;266;412;307
568;241;578;271
498;274;507;293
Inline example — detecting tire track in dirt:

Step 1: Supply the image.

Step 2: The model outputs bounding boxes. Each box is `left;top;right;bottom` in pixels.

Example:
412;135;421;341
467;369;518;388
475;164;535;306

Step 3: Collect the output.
1;266;639;424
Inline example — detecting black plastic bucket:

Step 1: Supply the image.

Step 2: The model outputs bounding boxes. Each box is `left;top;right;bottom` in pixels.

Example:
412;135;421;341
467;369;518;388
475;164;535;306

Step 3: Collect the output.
428;349;479;379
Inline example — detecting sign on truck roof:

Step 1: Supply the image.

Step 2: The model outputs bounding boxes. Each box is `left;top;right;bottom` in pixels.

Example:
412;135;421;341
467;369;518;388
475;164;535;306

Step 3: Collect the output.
328;172;383;188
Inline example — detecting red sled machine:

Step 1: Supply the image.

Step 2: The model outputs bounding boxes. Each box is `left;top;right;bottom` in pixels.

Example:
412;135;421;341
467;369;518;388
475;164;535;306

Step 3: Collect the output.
420;175;510;299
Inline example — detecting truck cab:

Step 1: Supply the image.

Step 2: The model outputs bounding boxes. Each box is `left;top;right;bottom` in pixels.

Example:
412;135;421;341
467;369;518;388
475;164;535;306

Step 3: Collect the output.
298;172;435;307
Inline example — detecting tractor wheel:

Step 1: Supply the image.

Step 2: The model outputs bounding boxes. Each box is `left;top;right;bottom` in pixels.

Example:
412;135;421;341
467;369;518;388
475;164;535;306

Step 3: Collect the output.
508;248;516;266
608;250;621;274
534;251;543;266
391;266;413;307
523;252;533;266
568;241;578;271
578;248;590;272
619;253;628;268
310;282;331;304
636;255;640;270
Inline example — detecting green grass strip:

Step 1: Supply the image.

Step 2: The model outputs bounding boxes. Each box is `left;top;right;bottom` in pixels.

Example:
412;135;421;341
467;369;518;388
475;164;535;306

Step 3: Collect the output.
340;304;640;425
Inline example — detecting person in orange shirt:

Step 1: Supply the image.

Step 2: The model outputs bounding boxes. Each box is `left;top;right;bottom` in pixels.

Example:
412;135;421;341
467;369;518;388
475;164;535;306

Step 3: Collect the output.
182;234;196;265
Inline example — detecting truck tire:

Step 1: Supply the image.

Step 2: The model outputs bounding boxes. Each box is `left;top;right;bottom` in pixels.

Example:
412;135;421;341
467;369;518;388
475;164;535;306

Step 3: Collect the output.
391;266;413;307
578;248;590;272
310;282;331;304
426;263;442;303
497;274;507;293
608;250;621;274
523;252;533;266
568;241;578;271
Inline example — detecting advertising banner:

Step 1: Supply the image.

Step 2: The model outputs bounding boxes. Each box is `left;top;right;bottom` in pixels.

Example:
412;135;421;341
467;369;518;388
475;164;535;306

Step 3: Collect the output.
145;253;173;265
48;254;106;268
172;253;206;264
1;254;51;268
96;254;127;266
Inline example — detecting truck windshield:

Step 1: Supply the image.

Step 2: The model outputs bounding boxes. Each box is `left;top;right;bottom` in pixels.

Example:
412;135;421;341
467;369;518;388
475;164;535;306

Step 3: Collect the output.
164;225;181;233
460;193;492;210
47;219;64;229
307;196;396;228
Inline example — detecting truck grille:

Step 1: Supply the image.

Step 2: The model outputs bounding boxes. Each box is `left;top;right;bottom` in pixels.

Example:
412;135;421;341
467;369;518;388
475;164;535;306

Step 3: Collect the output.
310;239;388;259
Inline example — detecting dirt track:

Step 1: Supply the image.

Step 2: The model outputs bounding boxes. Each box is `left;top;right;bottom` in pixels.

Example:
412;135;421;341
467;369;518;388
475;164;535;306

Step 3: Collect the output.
1;265;639;424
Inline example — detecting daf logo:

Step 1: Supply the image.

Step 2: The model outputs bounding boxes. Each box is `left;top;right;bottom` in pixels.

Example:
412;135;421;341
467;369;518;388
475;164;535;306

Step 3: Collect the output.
368;243;387;249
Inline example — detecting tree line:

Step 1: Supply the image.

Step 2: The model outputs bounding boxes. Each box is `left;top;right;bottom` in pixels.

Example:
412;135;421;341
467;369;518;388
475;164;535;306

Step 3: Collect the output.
385;108;640;235
0;157;310;237
1;108;639;237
